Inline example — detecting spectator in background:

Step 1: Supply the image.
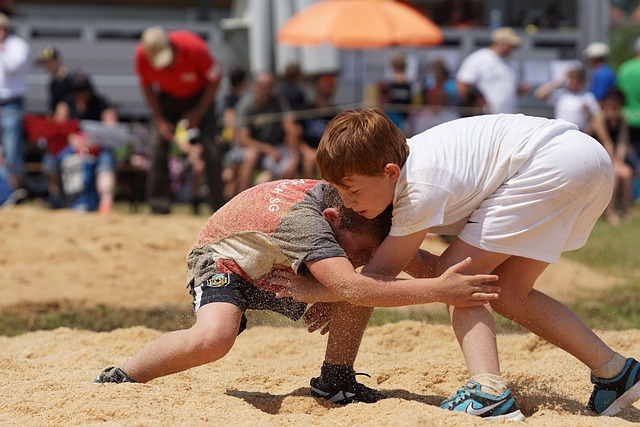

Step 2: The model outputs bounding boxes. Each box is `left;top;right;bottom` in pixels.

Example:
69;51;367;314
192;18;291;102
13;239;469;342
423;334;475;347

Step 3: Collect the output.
0;13;29;195
218;66;249;202
423;58;458;108
459;86;487;118
295;73;338;179
456;27;530;114
54;71;117;124
218;66;249;150
35;46;78;209
406;59;460;136
594;89;634;226
53;71;119;213
617;36;640;175
378;51;415;133
231;71;299;195
534;67;601;135
35;46;75;117
135;26;223;215
278;62;306;111
583;42;616;104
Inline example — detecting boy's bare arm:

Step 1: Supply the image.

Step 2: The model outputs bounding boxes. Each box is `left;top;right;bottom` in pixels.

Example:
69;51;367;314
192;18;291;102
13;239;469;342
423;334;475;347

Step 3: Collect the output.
403;249;439;278
297;256;500;307
362;232;428;277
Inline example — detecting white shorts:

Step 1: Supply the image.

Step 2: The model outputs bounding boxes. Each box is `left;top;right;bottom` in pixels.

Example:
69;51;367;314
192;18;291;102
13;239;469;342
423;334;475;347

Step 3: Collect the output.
458;129;613;263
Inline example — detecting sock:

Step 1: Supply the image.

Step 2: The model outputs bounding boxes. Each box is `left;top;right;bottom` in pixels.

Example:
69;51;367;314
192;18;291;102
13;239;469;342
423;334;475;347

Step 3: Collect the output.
320;362;354;384
470;373;507;396
592;353;627;379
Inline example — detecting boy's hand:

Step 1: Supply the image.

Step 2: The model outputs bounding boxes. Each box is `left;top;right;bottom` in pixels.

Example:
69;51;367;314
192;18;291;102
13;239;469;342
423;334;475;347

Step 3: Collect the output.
438;257;501;307
303;302;332;335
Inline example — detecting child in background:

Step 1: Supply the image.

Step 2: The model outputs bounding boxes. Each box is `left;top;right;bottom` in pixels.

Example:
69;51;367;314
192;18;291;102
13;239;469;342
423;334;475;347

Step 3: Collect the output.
94;179;500;405
534;67;602;134
593;89;635;226
293;109;640;420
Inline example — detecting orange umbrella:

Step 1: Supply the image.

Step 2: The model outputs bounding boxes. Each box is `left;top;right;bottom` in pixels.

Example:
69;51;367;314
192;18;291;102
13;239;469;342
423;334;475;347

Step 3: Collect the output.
277;0;443;49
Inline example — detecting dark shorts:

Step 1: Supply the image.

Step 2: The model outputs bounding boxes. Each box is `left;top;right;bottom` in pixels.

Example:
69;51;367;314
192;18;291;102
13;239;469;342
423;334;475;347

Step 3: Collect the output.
189;273;308;334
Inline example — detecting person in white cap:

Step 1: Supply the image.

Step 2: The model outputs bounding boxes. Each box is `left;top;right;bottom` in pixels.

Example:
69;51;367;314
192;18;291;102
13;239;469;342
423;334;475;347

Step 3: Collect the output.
0;12;29;194
455;27;530;114
134;26;223;215
583;41;616;103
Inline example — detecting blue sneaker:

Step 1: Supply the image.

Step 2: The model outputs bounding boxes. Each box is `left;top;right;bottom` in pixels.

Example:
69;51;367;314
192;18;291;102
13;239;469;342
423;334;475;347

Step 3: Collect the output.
588;357;640;416
440;380;524;421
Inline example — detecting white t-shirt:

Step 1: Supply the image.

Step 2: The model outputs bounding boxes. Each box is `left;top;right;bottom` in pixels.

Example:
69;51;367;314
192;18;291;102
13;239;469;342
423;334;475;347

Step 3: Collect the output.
547;89;601;132
391;114;613;263
456;48;519;114
0;34;30;100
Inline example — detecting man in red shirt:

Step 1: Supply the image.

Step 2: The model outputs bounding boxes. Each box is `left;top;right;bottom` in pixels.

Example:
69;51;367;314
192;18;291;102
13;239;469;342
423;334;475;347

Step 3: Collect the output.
135;26;223;214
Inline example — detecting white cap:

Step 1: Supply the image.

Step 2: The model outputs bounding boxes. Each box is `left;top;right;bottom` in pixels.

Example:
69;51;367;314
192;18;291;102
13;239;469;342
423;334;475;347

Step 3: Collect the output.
583;42;610;59
141;26;174;69
490;27;522;46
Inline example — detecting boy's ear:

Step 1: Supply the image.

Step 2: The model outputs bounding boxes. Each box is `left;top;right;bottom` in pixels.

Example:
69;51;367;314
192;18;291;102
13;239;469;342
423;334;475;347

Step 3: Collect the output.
384;163;401;183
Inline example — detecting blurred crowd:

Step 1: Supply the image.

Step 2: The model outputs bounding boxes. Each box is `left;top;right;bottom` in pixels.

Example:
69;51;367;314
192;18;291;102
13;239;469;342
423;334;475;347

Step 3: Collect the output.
0;14;639;226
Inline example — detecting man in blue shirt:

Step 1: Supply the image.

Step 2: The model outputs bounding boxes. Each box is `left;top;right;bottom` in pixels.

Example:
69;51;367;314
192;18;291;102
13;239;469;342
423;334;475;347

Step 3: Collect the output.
584;42;616;103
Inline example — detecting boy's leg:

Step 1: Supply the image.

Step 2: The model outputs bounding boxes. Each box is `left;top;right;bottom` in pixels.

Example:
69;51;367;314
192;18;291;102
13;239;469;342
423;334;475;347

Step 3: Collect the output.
489;256;614;370
311;302;387;404
439;240;613;376
489;256;640;416
441;239;638;417
323;302;372;366
97;302;243;383
437;240;520;420
438;240;509;378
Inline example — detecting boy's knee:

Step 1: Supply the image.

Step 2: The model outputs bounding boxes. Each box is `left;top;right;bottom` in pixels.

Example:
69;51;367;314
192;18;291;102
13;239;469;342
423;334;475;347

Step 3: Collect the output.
189;327;237;361
190;322;238;360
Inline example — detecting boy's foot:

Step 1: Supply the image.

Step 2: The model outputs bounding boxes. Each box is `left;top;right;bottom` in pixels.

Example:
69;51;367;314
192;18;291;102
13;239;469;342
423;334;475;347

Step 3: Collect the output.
588;357;640;416
310;364;387;404
93;366;136;384
440;379;524;421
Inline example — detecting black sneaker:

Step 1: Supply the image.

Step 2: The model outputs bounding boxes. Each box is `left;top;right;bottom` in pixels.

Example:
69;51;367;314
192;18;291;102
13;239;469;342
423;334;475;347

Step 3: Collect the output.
93;366;136;384
440;379;524;421
588;357;640;416
310;363;387;404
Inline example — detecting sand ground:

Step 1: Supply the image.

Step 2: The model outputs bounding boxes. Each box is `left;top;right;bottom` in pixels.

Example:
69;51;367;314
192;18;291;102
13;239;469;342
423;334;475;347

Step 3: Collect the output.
0;205;637;426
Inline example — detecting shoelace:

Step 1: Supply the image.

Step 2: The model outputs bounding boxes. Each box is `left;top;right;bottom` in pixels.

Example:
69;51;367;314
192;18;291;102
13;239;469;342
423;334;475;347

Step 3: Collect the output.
342;372;372;390
442;388;472;408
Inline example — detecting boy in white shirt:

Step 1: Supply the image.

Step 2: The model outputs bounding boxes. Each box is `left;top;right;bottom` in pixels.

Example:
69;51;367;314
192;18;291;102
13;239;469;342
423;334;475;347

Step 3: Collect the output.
286;108;640;420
